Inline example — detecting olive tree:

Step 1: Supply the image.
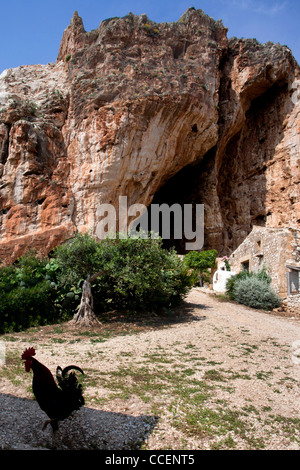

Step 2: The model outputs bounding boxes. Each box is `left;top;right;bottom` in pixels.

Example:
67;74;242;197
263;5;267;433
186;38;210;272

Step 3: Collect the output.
53;232;193;326
53;232;104;325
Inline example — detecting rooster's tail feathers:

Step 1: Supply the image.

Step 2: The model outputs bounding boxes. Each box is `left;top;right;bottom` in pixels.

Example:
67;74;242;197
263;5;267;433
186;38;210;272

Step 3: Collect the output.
56;365;84;380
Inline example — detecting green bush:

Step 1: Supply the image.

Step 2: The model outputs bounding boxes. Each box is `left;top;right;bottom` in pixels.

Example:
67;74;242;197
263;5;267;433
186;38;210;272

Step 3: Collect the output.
92;235;193;311
0;234;195;332
0;250;47;292
51;232;194;313
233;276;281;311
184;250;217;286
225;268;272;300
225;271;252;300
0;280;63;334
0;252;71;333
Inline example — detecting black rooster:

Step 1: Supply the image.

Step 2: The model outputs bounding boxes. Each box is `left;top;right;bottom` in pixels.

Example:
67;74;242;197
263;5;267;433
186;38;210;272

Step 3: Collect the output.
21;347;84;432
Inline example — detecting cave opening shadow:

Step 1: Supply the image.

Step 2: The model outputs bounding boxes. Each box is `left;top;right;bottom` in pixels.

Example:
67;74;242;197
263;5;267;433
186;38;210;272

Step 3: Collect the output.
142;80;295;256
142;148;215;255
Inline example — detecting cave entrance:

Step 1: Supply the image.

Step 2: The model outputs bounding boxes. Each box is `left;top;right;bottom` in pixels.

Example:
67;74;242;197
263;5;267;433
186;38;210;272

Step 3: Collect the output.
147;173;195;254
141;154;213;254
136;80;292;256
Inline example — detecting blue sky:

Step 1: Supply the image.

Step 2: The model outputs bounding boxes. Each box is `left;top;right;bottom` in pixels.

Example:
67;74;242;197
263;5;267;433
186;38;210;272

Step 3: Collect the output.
0;0;299;73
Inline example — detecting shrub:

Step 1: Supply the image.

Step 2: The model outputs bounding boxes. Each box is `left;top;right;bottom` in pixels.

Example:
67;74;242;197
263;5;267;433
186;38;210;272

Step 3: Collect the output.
142;23;160;37
225;268;272;300
233;276;281;311
92;235;193;312
51;232;194;313
44;258;83;317
225;270;253;300
0;234;194;331
220;256;231;271
0;251;71;333
0;280;62;334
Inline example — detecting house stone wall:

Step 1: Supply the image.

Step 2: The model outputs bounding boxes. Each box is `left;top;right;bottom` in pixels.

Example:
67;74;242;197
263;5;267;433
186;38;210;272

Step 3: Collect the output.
229;226;300;298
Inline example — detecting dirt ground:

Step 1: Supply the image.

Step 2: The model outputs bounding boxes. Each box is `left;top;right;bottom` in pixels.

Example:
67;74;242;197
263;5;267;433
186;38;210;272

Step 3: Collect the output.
1;287;300;450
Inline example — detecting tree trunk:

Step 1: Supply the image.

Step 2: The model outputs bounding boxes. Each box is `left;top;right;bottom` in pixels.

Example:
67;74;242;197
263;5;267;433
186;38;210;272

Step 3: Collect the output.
72;271;105;326
72;279;99;326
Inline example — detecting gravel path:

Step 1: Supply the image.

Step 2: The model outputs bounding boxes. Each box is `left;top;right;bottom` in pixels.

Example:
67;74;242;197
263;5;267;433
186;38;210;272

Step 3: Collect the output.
1;288;300;450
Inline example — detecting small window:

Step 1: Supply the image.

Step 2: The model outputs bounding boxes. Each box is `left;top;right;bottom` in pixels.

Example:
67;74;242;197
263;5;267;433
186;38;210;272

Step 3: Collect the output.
256;240;261;252
257;254;264;266
287;269;299;295
241;260;250;272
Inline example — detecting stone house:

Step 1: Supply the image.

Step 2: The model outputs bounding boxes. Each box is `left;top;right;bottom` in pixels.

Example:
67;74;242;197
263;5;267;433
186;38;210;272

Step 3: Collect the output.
229;226;300;299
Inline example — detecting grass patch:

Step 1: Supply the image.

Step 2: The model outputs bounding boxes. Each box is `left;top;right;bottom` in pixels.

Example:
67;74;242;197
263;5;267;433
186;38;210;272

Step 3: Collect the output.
256;371;273;381
203;369;226;381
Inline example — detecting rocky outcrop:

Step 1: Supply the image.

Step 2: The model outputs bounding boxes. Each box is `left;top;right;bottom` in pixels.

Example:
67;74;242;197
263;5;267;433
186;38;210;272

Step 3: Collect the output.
0;8;299;261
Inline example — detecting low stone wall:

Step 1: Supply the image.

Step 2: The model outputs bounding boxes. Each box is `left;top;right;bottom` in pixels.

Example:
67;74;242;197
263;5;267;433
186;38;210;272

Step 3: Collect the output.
285;294;300;311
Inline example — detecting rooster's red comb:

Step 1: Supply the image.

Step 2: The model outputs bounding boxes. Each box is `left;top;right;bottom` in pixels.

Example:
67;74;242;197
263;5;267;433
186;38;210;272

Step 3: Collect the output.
21;347;36;360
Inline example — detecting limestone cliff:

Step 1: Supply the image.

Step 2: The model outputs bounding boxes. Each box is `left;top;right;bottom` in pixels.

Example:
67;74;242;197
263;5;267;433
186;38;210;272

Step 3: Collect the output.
0;8;299;261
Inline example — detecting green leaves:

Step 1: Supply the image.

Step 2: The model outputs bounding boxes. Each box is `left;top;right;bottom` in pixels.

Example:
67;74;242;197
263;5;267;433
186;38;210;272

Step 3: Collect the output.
184;250;218;272
225;268;272;301
0;233;195;332
183;250;218;286
53;232;102;285
91;235;193;311
226;268;280;310
0;251;72;333
233;277;281;311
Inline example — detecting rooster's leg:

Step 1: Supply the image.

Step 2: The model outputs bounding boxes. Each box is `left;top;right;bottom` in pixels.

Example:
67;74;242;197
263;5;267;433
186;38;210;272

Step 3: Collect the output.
42;419;58;432
42;419;52;431
51;429;59;450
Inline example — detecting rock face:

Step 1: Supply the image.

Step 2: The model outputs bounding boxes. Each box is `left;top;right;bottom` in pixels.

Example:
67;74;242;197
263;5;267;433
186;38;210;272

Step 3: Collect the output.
0;8;299;261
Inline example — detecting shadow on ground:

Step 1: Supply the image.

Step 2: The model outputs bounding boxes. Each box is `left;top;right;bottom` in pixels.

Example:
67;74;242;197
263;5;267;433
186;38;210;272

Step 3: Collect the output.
96;300;210;329
0;393;157;450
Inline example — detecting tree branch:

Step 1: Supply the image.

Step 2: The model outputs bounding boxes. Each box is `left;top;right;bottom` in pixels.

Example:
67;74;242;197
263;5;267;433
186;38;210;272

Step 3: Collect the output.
87;270;106;283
